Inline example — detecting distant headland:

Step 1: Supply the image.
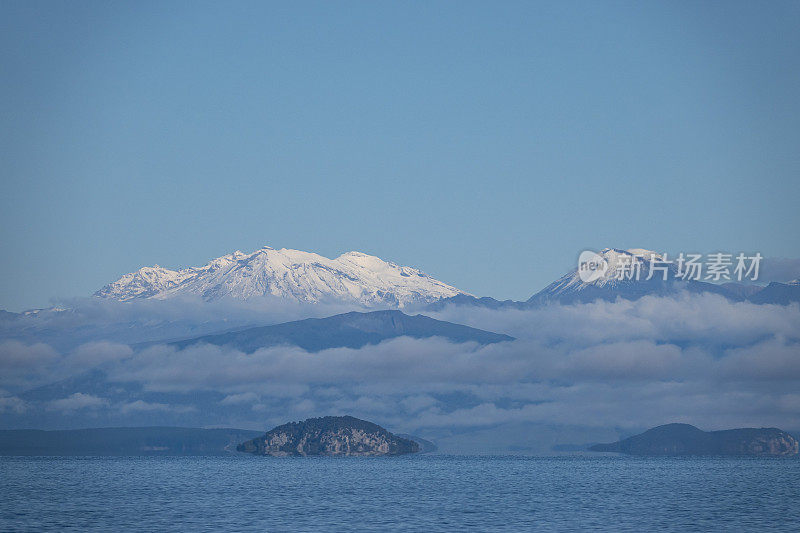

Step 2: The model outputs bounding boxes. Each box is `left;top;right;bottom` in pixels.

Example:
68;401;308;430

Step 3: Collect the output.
589;423;799;456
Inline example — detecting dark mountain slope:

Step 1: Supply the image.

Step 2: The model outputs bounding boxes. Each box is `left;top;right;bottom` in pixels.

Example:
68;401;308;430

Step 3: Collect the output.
172;310;514;353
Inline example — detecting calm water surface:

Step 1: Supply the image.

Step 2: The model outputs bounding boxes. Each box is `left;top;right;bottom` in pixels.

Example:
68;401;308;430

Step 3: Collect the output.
2;455;799;531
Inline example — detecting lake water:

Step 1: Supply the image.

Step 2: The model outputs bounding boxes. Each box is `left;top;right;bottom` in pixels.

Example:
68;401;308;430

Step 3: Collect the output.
2;455;799;531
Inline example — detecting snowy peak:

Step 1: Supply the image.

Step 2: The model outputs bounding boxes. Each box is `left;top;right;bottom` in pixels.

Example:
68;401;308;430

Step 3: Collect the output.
95;246;464;308
527;247;729;305
550;247;676;292
94;265;192;300
622;248;663;259
589;248;673;284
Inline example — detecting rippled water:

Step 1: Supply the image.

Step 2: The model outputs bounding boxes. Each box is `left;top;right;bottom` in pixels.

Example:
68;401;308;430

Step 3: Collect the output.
2;455;799;531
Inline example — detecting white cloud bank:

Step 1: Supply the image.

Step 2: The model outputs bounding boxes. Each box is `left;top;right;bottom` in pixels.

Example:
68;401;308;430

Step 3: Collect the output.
2;293;799;437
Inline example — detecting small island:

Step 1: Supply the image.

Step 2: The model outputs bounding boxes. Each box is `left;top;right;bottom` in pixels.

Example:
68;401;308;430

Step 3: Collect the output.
589;423;799;456
237;415;420;457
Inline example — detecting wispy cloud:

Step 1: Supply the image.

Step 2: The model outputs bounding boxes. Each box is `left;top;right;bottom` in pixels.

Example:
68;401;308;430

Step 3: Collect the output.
47;393;108;412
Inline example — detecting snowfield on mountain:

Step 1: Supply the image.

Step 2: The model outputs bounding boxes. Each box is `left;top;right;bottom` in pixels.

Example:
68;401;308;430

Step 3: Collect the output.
527;247;735;305
95;246;465;308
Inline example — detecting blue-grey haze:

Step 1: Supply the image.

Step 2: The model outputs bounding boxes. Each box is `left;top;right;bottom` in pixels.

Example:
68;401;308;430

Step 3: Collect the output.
1;1;800;311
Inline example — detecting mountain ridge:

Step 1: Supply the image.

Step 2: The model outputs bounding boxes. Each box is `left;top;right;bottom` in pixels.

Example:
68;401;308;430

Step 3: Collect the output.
0;427;262;456
76;245;800;313
95;246;465;308
527;248;737;305
429;248;799;308
589;423;799;456
171;309;514;352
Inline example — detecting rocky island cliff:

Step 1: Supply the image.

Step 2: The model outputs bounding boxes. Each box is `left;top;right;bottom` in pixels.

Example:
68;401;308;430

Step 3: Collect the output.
590;423;799;456
237;416;420;457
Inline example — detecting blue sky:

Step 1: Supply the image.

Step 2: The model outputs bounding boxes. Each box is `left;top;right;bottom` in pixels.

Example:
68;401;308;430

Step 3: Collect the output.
1;1;799;311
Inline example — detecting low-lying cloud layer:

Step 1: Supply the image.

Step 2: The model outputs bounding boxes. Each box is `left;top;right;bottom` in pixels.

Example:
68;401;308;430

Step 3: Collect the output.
1;294;799;451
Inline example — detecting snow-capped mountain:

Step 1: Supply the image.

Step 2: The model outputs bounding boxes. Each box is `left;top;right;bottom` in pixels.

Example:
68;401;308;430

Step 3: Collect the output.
95;246;465;308
747;278;800;305
527;247;732;305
